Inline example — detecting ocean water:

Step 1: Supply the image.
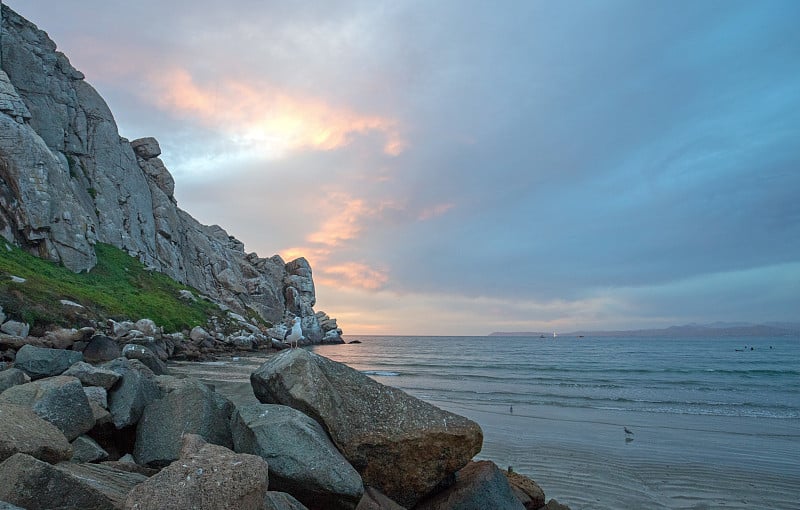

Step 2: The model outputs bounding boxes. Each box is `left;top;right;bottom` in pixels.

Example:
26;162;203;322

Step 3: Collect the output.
313;336;800;509
172;335;800;509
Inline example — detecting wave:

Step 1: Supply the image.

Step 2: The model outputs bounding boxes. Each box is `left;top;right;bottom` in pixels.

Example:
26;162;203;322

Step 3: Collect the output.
361;370;401;377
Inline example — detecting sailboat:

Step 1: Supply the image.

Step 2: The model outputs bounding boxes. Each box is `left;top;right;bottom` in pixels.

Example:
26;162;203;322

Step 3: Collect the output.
553;331;557;338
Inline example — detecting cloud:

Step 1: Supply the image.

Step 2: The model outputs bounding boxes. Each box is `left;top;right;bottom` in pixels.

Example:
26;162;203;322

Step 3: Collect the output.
146;67;405;158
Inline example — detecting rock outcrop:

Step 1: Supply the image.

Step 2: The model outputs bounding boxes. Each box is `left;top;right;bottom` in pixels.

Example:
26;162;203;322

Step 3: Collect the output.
0;4;337;340
251;349;484;508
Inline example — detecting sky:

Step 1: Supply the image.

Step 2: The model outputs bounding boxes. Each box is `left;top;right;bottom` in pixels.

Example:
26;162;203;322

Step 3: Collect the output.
5;0;799;335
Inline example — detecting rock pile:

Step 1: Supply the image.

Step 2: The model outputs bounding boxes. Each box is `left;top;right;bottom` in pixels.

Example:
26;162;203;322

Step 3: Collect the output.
0;345;567;509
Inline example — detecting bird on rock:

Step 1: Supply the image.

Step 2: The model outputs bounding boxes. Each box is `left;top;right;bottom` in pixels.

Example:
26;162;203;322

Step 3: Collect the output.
285;317;304;348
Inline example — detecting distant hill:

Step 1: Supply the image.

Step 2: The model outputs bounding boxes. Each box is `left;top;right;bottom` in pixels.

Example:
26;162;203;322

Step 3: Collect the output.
490;322;800;338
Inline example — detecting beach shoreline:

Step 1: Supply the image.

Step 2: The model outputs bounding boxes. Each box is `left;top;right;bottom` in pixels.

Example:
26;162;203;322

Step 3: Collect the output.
171;340;800;510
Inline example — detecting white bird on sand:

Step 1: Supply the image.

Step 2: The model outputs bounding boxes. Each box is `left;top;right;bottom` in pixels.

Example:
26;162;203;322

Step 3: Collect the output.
285;317;304;348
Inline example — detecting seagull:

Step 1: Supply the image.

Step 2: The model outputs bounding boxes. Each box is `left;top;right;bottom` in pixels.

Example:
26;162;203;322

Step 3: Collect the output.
284;317;304;348
624;427;634;435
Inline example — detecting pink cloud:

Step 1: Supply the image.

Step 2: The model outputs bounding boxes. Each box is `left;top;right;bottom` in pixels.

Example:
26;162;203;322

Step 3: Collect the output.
147;67;405;158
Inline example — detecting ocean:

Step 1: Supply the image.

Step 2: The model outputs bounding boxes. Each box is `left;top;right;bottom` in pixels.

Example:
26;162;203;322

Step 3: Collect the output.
172;335;800;509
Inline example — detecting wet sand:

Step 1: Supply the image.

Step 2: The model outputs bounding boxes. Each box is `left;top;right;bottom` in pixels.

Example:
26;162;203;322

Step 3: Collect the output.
170;355;800;510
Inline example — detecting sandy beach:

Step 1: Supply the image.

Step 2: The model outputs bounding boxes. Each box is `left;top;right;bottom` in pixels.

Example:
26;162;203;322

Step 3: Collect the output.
171;345;800;510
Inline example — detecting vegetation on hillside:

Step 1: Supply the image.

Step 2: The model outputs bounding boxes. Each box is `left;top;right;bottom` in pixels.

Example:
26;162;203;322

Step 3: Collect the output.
0;242;222;334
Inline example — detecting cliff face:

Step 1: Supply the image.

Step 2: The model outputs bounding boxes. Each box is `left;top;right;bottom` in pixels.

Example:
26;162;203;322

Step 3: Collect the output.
0;5;332;341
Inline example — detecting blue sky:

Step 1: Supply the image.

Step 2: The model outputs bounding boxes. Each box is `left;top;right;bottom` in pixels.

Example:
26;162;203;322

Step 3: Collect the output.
7;0;799;334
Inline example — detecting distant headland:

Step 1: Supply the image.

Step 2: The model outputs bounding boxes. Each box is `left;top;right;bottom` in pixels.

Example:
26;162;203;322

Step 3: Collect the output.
490;322;800;338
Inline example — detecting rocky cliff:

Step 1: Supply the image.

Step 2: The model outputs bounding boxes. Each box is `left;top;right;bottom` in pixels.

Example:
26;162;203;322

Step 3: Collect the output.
0;4;338;341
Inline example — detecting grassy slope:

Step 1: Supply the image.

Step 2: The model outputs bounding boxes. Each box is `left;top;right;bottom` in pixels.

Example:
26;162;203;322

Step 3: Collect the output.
0;242;222;334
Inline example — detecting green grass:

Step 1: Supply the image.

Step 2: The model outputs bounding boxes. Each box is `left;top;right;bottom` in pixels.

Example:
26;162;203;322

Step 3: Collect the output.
0;242;222;334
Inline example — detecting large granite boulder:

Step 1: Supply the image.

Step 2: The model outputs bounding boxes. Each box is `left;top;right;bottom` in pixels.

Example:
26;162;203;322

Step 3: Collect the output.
0;376;94;441
231;404;364;510
122;344;168;375
0;367;28;394
13;345;83;380
416;461;525;510
123;434;269;510
103;358;161;429
82;336;121;363
264;492;310;510
70;435;109;463
251;349;483;507
355;488;406;510
505;470;546;509
0;453;145;510
0;403;72;463
134;378;234;467
63;361;120;389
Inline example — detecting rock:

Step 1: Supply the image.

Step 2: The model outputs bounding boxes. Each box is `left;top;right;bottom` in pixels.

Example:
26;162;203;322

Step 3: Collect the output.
133;319;159;337
178;289;197;301
0;453;145;510
0;453;114;509
504;470;546;509
189;325;211;343
58;462;149;507
130;137;161;159
64;361;120;389
543;499;571;510
123;435;269;510
264;492;311;510
251;350;483;507
0;367;28;394
90;401;112;425
82;335;121;363
84;385;109;408
70;434;109;463
0;404;72;463
355;487;406;510
42;327;82;349
231;404;364;510
416;461;525;510
0;376;95;441
13;345;83;380
134;378;234;467
122;344;168;375
0;320;29;338
103;358;161;429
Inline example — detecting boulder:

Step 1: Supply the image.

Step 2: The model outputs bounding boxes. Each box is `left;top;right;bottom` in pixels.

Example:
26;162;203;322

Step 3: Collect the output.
416;461;525;510
58;462;149;507
13;345;83;380
134;319;159;337
70;434;109;463
0;453;115;510
134;378;234;467
0;367;28;394
64;361;120;389
251;349;483;508
0;376;94;441
231;404;364;510
505;470;546;509
130;137;161;159
123;435;269;510
122;344;168;375
103;358;161;429
190;326;210;344
0;453;146;510
0;321;29;338
544;499;571;510
0;404;72;463
264;492;310;510
82;336;121;363
355;487;406;510
84;385;109;408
